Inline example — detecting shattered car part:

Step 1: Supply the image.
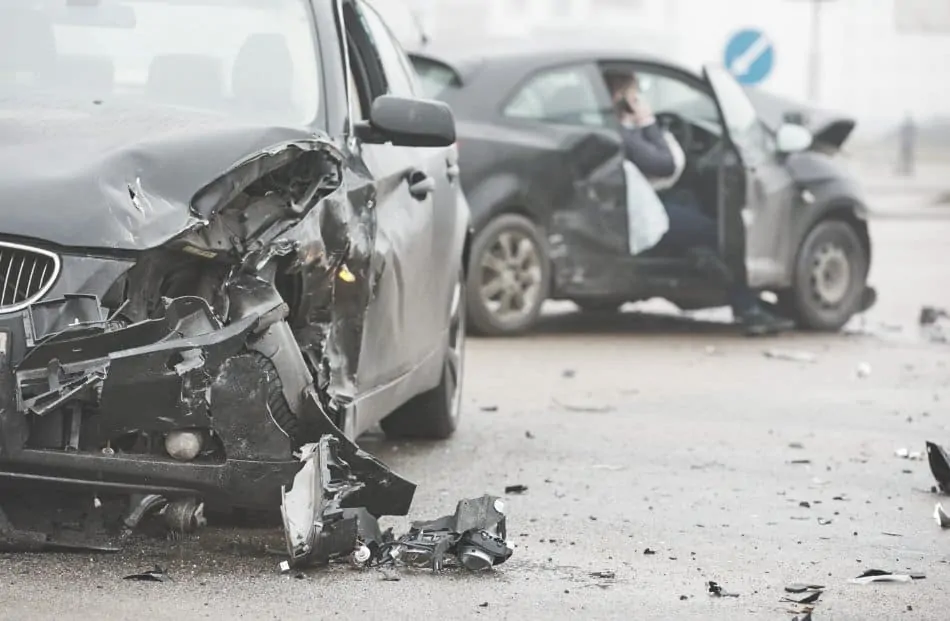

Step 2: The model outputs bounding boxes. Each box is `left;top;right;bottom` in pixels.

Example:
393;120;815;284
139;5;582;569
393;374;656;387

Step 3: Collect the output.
280;435;388;568
935;503;950;528
123;566;169;583
926;441;950;493
377;495;514;572
849;569;924;585
707;581;739;597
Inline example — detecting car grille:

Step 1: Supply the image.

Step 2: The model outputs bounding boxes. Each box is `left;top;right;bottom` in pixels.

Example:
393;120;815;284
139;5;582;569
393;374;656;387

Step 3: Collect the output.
0;242;60;314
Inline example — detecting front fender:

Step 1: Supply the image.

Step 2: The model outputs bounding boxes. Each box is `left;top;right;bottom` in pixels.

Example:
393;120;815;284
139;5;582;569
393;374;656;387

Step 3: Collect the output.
782;176;871;284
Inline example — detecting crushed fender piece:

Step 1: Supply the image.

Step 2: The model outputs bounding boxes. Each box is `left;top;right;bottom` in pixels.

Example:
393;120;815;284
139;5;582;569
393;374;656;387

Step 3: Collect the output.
927;441;950;493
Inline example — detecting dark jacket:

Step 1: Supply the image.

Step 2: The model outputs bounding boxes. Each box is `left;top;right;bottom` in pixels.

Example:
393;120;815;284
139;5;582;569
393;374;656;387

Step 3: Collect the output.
619;122;676;178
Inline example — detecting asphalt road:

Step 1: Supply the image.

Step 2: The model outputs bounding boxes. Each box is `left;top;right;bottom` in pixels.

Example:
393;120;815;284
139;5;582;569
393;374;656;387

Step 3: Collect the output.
3;213;950;621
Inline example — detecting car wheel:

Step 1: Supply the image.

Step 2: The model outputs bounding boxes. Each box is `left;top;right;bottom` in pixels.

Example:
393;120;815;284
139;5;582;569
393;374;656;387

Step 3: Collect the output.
573;299;624;314
466;214;549;336
381;269;465;440
783;219;869;331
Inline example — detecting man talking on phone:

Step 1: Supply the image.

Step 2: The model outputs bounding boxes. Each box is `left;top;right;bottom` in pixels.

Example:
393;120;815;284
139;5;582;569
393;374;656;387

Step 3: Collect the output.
604;68;793;336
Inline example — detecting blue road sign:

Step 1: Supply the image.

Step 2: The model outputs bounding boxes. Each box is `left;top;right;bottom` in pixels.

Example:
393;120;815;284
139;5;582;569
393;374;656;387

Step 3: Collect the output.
723;29;774;85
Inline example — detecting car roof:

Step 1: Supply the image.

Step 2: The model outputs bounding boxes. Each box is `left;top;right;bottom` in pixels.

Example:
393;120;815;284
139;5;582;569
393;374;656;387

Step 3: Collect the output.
411;42;700;83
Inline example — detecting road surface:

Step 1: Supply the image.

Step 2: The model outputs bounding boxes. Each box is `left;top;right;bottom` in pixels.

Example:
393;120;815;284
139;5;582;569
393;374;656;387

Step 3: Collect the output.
2;212;949;621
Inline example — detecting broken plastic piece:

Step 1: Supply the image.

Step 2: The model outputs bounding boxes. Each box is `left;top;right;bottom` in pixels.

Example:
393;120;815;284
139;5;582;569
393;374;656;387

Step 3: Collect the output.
338;263;356;283
763;349;816;363
281;435;388;568
707;581;739;597
849;569;924;584
782;591;822;605
590;570;616;580
504;484;528;495
926;441;950;494
785;583;824;594
123;566;169;582
935;503;950;528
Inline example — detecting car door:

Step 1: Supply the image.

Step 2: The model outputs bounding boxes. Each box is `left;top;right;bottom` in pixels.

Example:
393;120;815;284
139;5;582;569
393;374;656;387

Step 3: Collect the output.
502;63;629;262
344;1;450;418
702;65;798;288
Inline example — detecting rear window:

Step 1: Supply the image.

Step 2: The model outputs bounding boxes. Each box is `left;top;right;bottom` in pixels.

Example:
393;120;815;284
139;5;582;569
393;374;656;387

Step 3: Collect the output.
408;55;461;100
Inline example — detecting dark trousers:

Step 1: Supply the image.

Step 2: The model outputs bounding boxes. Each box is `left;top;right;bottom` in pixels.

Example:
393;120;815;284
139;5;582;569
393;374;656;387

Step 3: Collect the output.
653;198;758;315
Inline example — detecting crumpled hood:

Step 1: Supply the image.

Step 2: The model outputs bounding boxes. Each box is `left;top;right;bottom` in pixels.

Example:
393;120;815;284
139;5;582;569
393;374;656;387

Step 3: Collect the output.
0;93;322;250
745;87;856;150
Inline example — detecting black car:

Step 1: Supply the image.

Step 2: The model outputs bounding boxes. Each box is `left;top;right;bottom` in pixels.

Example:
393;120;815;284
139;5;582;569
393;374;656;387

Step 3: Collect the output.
409;46;875;336
0;0;469;518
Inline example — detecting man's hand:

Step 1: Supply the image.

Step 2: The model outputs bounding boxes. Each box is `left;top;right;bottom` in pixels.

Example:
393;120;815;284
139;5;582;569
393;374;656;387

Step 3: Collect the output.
631;97;655;127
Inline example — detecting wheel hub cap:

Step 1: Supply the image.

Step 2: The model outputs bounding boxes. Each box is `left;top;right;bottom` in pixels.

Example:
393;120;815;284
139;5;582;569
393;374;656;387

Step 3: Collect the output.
810;243;851;306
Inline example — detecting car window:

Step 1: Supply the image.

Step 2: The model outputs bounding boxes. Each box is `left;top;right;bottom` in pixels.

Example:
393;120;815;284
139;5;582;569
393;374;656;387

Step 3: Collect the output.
504;65;606;128
0;1;321;127
409;55;461;100
354;1;416;97
635;72;719;123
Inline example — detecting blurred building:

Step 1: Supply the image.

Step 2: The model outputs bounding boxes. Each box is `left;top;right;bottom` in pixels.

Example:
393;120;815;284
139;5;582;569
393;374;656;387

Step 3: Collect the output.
378;0;950;142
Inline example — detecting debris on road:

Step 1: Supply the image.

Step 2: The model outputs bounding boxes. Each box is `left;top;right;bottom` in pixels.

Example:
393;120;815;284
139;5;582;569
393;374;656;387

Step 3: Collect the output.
764;349;817;363
782;590;822;605
562;369;576;378
799;501;811;508
919;306;949;344
817;518;833;526
856;362;872;378
279;436;512;574
785;583;825;594
791;612;813;621
375;495;514;572
926;441;950;493
123;566;169;583
707;581;739;597
895;447;923;460
552;398;614;413
848;569;925;585
504;485;528;495
590;570;616;580
934;503;950;528
643;548;657;555
480;405;499;412
789;459;812;465
525;430;535;439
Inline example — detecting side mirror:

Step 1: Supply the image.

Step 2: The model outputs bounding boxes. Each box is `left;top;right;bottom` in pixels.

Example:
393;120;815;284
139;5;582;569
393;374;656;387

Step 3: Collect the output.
356;95;456;147
776;123;813;154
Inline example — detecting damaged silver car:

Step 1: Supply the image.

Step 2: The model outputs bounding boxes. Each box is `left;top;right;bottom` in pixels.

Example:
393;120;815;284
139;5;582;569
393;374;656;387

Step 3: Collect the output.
0;0;470;544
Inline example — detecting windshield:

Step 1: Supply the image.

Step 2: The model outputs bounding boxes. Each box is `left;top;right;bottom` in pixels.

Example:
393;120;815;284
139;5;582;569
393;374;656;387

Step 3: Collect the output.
0;0;321;126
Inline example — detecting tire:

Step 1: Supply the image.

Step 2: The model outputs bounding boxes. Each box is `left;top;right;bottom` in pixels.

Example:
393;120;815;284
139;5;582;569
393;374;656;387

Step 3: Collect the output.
466;214;550;336
573;299;624;314
381;269;466;440
250;352;298;438
781;219;869;331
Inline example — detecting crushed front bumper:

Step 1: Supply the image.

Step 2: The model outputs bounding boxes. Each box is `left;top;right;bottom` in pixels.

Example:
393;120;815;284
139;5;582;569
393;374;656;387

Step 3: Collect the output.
0;291;414;514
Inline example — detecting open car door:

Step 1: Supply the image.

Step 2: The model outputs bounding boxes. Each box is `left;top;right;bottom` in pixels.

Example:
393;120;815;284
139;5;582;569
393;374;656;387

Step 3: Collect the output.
702;65;797;288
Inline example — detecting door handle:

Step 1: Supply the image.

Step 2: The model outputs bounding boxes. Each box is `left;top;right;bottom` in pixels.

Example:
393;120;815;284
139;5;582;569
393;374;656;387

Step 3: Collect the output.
446;158;460;180
407;170;435;200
